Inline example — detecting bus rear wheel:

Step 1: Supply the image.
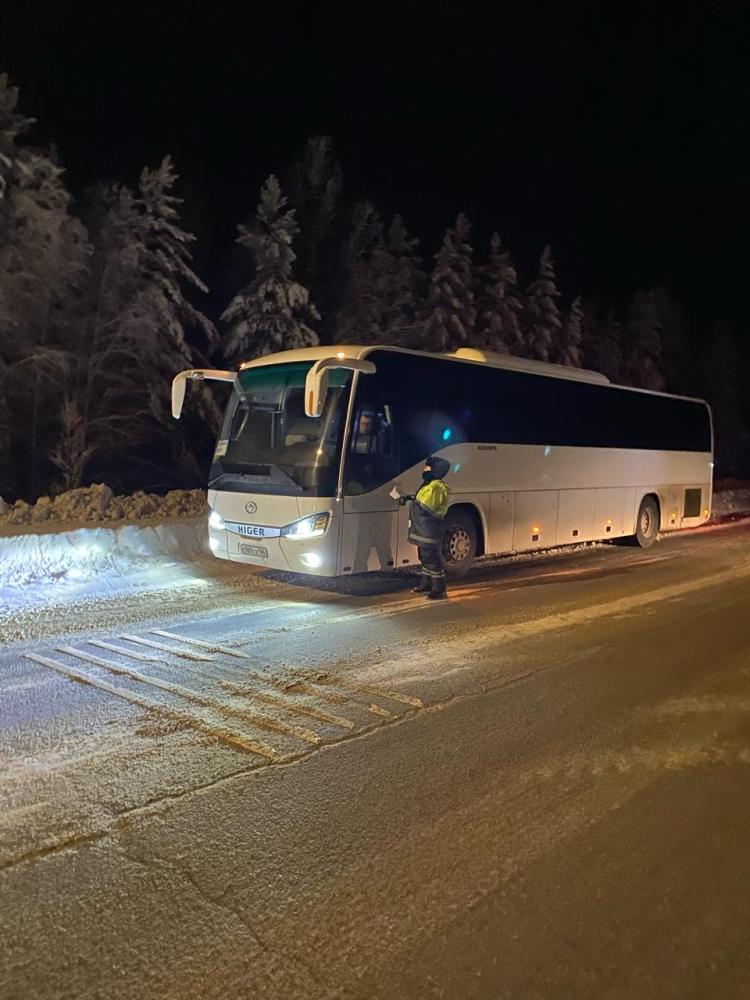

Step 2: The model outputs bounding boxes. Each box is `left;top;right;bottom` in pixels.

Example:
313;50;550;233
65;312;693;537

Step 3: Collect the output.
632;496;660;548
441;509;478;577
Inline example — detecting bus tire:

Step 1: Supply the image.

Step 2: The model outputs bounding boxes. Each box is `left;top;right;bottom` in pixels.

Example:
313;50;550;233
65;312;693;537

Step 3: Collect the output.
632;495;660;548
441;508;478;577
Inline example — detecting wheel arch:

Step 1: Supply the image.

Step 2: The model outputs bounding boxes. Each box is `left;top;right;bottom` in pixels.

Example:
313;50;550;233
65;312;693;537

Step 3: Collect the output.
637;491;662;530
447;501;487;557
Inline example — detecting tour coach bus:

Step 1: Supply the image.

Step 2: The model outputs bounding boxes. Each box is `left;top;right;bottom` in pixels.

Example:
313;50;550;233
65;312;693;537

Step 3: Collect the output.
172;345;713;577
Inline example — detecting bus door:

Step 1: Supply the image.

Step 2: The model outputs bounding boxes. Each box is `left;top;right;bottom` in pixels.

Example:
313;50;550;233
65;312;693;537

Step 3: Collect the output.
340;401;401;573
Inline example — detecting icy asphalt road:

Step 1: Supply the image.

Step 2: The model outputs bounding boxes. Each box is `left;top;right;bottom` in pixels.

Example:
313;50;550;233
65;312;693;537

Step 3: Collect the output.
2;522;750;999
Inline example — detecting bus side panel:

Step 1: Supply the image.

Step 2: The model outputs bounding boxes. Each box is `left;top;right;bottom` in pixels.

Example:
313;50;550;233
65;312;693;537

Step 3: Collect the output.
593;487;634;539
512;491;559;551
488;492;514;555
556;489;596;544
660;484;682;531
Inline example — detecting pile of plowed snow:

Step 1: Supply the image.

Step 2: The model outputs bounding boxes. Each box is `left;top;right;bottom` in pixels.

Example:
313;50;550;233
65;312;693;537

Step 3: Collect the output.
712;488;750;520
0;486;212;608
0;484;206;531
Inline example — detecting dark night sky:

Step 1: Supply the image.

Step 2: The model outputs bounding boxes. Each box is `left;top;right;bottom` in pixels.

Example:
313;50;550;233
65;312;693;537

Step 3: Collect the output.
2;1;749;328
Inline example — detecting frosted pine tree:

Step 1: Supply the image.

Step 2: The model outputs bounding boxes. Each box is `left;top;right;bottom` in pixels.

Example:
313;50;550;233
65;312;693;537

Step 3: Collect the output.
136;156;216;365
0;79;89;497
222;174;318;362
583;305;624;382
523;245;562;362
0;73;34;210
376;215;426;345
288;136;342;308
556;295;585;367
51;183;147;489
52;160;218;488
424;213;475;352
649;288;690;394
333;201;386;343
623;289;666;391
476;232;524;354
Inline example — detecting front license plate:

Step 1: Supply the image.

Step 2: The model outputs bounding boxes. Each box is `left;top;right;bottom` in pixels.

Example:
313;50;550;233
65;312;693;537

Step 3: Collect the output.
240;544;269;559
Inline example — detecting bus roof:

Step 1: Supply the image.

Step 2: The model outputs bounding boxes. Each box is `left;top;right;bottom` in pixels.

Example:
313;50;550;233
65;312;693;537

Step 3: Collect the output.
237;344;710;408
238;343;610;386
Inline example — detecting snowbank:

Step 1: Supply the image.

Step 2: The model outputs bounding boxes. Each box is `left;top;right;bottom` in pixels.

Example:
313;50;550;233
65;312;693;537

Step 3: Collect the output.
711;488;750;520
0;519;212;609
0;485;206;533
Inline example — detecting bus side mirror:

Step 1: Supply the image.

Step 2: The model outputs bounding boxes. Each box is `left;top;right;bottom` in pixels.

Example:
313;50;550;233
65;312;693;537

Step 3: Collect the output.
306;367;329;419
172;374;188;421
304;357;377;418
172;369;237;419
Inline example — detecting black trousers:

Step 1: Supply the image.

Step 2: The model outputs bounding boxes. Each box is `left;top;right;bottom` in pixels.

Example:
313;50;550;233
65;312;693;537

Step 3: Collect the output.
418;545;445;582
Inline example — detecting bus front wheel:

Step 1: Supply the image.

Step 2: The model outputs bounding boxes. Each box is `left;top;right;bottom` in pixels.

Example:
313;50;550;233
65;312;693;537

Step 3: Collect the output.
441;509;478;577
632;496;660;548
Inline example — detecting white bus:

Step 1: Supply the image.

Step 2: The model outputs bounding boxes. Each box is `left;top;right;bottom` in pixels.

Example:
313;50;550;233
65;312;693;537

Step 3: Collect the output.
172;345;713;578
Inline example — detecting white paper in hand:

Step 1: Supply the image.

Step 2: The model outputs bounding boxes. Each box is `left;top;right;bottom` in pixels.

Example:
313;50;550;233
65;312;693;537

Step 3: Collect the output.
389;486;402;501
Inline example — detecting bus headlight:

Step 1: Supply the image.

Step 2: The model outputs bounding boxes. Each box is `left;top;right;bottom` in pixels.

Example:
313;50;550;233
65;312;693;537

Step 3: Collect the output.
300;552;323;569
281;512;330;539
209;509;226;530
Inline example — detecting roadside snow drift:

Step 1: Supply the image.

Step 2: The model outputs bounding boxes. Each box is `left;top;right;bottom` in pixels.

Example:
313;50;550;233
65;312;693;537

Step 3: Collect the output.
0;484;206;528
0;486;210;608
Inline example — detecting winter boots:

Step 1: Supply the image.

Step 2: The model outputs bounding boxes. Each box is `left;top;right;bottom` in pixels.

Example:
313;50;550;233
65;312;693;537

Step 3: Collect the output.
412;574;431;594
427;576;448;600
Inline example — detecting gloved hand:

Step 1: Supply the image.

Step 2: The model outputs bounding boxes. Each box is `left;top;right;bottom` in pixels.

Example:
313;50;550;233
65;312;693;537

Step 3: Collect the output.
397;495;413;506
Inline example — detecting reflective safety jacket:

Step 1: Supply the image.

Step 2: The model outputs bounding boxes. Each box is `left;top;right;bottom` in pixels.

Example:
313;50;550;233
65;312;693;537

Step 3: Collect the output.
408;479;450;548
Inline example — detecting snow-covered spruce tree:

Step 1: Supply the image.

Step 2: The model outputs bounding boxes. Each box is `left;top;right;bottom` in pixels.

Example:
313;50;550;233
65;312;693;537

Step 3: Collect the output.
623;288;666;391
523;245;562;362
332;209;426;346
332;201;386;344
0;74;34;219
476;232;524;355
0;79;89;498
50;183;146;490
424;213;475;352
221;174;319;363
136;156;216;367
648;288;691;394
51;159;217;490
376;214;426;346
288;135;342;313
556;295;585;367
583;304;624;383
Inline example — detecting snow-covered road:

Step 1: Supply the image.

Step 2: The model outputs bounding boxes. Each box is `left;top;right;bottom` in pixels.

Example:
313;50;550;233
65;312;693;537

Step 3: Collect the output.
2;513;750;998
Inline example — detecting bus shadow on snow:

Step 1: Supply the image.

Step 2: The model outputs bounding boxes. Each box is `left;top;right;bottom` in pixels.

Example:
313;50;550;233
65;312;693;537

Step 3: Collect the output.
258;540;644;599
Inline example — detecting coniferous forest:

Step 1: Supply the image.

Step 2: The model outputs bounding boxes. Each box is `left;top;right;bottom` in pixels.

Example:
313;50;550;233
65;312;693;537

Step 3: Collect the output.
0;76;746;504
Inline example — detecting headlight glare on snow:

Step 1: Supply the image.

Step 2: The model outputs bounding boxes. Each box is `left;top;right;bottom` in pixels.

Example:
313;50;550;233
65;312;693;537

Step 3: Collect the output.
281;512;330;539
209;509;226;530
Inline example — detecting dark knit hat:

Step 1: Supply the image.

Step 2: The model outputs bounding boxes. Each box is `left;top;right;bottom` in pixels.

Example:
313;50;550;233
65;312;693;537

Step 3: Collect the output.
425;456;450;479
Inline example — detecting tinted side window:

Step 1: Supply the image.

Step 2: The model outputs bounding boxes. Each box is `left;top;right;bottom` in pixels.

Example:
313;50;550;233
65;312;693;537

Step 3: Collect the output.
366;351;711;457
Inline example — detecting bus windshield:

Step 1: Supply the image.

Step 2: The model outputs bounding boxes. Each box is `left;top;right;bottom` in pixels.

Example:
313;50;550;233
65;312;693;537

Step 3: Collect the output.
209;362;352;496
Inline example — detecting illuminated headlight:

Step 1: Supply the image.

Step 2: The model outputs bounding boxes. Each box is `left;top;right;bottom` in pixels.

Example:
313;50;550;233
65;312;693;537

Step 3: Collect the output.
281;512;330;539
300;552;323;569
209;509;226;530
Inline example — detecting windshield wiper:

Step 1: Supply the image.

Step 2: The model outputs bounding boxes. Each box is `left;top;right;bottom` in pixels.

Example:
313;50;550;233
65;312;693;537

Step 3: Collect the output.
209;464;309;492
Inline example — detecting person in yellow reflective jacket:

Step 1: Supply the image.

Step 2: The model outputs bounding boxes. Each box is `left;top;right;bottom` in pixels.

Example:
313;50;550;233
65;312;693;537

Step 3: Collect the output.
398;455;451;600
